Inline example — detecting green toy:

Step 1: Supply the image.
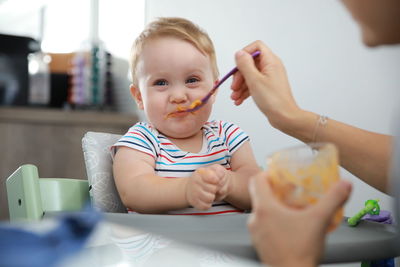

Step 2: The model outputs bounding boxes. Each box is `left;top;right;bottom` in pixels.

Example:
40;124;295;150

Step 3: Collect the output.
347;199;380;227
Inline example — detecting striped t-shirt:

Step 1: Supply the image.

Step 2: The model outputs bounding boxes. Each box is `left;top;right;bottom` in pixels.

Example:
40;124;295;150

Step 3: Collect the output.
112;120;250;215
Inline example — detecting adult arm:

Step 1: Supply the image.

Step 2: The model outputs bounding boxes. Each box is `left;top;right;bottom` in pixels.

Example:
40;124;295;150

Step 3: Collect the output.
231;40;392;193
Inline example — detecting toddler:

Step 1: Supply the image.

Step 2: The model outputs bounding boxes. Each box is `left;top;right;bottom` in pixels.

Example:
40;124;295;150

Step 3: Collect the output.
112;17;260;215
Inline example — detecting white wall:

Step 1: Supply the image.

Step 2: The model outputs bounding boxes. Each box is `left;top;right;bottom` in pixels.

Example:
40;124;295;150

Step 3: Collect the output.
145;0;400;217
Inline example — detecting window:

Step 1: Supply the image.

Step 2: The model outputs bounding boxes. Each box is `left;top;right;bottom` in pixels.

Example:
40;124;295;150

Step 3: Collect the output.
0;0;145;59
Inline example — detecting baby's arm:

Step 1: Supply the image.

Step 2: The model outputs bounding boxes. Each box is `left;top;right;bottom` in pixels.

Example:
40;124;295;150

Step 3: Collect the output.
113;147;221;213
217;141;261;210
113;147;187;213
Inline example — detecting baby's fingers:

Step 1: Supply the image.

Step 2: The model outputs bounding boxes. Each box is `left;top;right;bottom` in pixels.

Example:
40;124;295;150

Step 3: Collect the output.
198;168;219;185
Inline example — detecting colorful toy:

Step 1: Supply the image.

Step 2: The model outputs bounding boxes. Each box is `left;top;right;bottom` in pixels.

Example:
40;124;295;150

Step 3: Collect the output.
347;199;380;227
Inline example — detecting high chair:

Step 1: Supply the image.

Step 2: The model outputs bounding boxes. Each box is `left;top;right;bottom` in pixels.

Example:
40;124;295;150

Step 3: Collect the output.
81;131;126;213
6;164;89;221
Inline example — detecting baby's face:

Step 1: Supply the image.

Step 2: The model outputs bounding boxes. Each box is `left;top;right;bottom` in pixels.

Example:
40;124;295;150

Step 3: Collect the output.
135;37;216;139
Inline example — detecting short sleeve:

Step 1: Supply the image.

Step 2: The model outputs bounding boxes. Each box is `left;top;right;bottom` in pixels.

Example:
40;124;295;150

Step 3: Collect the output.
111;122;160;159
218;121;249;155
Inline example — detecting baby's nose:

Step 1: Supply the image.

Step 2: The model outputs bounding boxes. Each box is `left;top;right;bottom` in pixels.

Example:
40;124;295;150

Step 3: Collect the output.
170;87;188;103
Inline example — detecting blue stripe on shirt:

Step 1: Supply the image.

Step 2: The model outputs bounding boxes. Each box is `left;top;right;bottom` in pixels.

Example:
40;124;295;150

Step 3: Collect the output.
156;156;227;166
229;136;249;153
160;148;187;159
118;140;154;152
208;138;219;146
228;131;245;146
123;136;151;149
135;128;159;157
223;122;233;143
137;124;160;144
155;168;195;172
210;143;224;151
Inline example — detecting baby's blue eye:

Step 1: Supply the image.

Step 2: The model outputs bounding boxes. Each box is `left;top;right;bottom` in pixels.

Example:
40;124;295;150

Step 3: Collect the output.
186;77;199;84
154;79;168;86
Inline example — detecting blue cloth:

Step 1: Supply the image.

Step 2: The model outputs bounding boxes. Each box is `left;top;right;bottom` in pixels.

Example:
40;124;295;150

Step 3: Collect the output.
0;209;101;267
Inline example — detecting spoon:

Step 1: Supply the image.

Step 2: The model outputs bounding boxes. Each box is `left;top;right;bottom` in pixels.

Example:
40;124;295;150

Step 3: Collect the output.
168;50;261;117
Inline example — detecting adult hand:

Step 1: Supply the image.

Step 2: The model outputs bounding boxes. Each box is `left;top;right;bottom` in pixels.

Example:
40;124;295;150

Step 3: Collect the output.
231;40;302;131
247;171;352;267
185;166;222;210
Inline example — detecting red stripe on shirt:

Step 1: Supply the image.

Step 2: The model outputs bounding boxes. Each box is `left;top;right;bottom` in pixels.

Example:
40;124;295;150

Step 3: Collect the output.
128;131;146;139
206;132;216;140
184;149;227;159
226;127;239;144
159;149;228;163
159;154;176;163
137;150;156;159
170;209;244;215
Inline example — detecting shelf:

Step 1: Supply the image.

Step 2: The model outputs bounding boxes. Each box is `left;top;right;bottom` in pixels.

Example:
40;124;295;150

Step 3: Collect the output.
0;107;138;126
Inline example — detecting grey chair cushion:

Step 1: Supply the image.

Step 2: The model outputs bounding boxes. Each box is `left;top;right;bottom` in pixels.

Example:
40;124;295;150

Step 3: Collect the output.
82;131;127;213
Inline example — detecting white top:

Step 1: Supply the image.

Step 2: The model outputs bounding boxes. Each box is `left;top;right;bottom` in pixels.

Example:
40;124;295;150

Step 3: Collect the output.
112;120;250;215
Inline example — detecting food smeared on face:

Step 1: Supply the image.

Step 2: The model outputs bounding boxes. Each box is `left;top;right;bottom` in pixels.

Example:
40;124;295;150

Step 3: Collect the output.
188;99;202;109
166;99;203;118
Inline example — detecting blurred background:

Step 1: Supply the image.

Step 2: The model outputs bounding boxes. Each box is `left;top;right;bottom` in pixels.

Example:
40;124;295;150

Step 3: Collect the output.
0;0;145;112
1;0;400;232
0;0;145;220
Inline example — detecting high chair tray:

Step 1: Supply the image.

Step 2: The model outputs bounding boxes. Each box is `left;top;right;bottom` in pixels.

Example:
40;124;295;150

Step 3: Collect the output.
105;213;399;263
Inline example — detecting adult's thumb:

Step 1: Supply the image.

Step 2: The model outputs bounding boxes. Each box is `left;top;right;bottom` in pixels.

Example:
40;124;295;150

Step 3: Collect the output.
317;180;352;222
235;50;260;80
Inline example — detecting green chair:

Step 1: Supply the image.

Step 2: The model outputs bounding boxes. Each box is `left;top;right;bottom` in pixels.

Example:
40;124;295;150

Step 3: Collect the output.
6;164;89;222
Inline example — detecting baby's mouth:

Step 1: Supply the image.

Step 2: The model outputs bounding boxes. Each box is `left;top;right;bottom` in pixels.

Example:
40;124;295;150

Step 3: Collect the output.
166;100;202;118
166;105;196;119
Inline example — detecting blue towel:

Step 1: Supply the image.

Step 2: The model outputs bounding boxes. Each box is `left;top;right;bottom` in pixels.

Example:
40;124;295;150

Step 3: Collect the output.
0;209;102;267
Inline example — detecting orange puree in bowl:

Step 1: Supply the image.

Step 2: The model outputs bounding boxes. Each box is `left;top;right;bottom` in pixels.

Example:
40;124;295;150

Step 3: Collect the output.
268;143;342;232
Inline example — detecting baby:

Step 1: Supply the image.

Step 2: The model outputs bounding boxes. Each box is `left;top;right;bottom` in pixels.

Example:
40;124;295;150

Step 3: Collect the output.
112;17;260;215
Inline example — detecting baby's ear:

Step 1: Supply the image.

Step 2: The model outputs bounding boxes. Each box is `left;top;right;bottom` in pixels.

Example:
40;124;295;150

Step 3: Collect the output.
130;84;144;110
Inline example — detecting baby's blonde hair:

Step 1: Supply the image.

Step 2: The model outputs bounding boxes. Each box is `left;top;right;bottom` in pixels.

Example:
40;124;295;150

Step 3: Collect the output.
130;17;219;86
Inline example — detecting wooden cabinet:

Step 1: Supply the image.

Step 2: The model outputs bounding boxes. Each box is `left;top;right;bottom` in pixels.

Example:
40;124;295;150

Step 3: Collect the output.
0;107;138;221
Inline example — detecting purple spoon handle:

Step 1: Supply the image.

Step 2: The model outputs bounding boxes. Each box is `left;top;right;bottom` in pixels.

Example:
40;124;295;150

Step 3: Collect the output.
178;50;261;113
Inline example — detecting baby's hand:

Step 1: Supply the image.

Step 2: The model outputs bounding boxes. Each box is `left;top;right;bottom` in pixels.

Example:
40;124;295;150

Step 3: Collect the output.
208;164;231;202
185;167;222;210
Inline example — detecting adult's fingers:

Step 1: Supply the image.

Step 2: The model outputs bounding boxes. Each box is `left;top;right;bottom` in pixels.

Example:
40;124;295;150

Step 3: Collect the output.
235;50;262;84
249;171;280;211
241;40;278;69
236;90;251;105
315;180;352;224
231;71;245;92
231;80;250;98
